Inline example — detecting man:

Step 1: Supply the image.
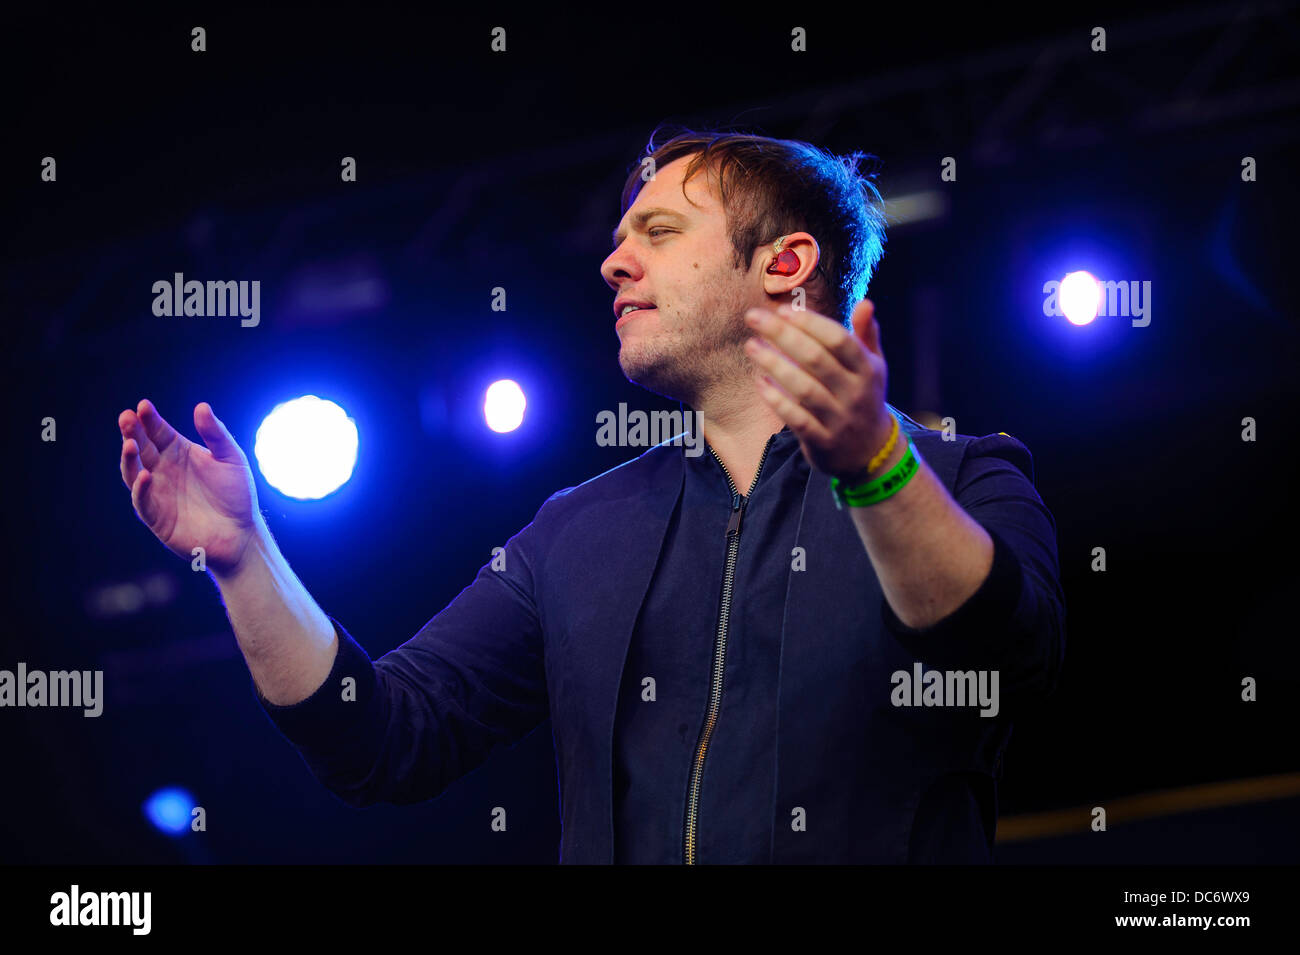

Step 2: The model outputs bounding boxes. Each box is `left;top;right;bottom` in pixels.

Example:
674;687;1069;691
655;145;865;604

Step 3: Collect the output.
117;128;1065;864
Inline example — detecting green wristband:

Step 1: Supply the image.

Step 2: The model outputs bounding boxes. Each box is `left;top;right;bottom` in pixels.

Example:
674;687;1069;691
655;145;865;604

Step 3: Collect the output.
830;438;920;508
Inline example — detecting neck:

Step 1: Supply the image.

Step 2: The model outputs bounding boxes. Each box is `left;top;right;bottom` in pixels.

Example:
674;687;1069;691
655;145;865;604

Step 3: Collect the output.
686;367;787;495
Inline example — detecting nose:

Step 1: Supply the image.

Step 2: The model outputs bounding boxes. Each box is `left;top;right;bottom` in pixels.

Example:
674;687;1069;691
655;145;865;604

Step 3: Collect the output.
600;241;643;291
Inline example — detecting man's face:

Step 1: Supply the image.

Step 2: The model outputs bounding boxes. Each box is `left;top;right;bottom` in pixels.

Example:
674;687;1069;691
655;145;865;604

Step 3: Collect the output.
601;155;765;404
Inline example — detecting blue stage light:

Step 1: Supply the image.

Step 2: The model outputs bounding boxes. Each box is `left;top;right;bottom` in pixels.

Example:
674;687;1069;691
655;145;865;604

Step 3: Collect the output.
1059;270;1101;325
484;379;526;433
253;395;358;499
143;787;195;837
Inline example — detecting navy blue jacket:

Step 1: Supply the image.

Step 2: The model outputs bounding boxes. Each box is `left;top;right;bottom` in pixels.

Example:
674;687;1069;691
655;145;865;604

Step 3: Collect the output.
258;404;1066;863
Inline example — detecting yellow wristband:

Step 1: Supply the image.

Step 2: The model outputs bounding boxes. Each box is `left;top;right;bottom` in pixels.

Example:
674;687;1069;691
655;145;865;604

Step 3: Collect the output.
867;413;900;473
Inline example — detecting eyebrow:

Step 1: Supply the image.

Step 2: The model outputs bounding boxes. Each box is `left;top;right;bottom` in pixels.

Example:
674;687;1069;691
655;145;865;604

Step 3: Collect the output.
611;207;688;249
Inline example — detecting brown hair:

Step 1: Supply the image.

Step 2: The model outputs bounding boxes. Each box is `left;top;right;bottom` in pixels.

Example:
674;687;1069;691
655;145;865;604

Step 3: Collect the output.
619;125;888;328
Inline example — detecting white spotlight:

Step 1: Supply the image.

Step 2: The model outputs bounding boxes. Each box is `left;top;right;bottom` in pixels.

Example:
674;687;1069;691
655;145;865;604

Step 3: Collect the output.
484;379;526;433
254;396;358;499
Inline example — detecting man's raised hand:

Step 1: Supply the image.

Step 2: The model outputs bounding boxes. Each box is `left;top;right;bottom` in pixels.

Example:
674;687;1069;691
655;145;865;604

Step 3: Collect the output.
743;298;895;479
118;399;263;575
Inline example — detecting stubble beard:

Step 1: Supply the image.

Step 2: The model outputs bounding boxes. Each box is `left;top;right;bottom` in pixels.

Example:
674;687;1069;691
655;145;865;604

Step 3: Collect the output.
618;289;753;406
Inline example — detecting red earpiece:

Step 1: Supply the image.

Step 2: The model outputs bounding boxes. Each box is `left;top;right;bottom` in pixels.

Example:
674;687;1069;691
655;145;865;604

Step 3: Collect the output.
767;249;800;276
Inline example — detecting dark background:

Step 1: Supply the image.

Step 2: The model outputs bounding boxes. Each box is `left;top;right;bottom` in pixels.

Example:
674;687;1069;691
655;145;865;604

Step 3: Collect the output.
2;3;1297;863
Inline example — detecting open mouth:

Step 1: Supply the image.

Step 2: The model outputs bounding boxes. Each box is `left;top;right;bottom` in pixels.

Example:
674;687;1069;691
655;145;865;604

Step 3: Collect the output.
616;305;656;326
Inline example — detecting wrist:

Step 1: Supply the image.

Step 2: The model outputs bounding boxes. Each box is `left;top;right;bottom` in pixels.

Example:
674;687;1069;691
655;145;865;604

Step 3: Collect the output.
211;518;273;584
831;409;902;483
867;424;908;476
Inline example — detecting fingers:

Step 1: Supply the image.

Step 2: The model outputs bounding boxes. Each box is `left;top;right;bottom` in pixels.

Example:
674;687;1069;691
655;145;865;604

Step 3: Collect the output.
119;427;155;524
744;336;840;424
746;306;865;388
194;402;242;463
137;399;181;454
129;466;156;526
851;299;881;356
121;437;142;490
119;407;161;470
755;375;834;446
781;305;869;372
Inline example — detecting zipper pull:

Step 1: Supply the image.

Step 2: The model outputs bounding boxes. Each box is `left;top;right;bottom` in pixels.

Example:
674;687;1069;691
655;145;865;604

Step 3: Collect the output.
726;492;745;537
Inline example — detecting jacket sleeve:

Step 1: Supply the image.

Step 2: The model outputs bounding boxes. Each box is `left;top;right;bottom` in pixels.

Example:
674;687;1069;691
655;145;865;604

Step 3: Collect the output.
253;493;563;807
881;432;1066;703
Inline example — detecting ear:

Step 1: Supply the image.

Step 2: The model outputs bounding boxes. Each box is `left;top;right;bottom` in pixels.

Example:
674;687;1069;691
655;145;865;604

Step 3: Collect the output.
761;231;821;300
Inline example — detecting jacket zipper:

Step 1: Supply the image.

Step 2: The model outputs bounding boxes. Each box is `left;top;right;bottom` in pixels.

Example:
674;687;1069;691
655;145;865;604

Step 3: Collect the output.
683;432;777;865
